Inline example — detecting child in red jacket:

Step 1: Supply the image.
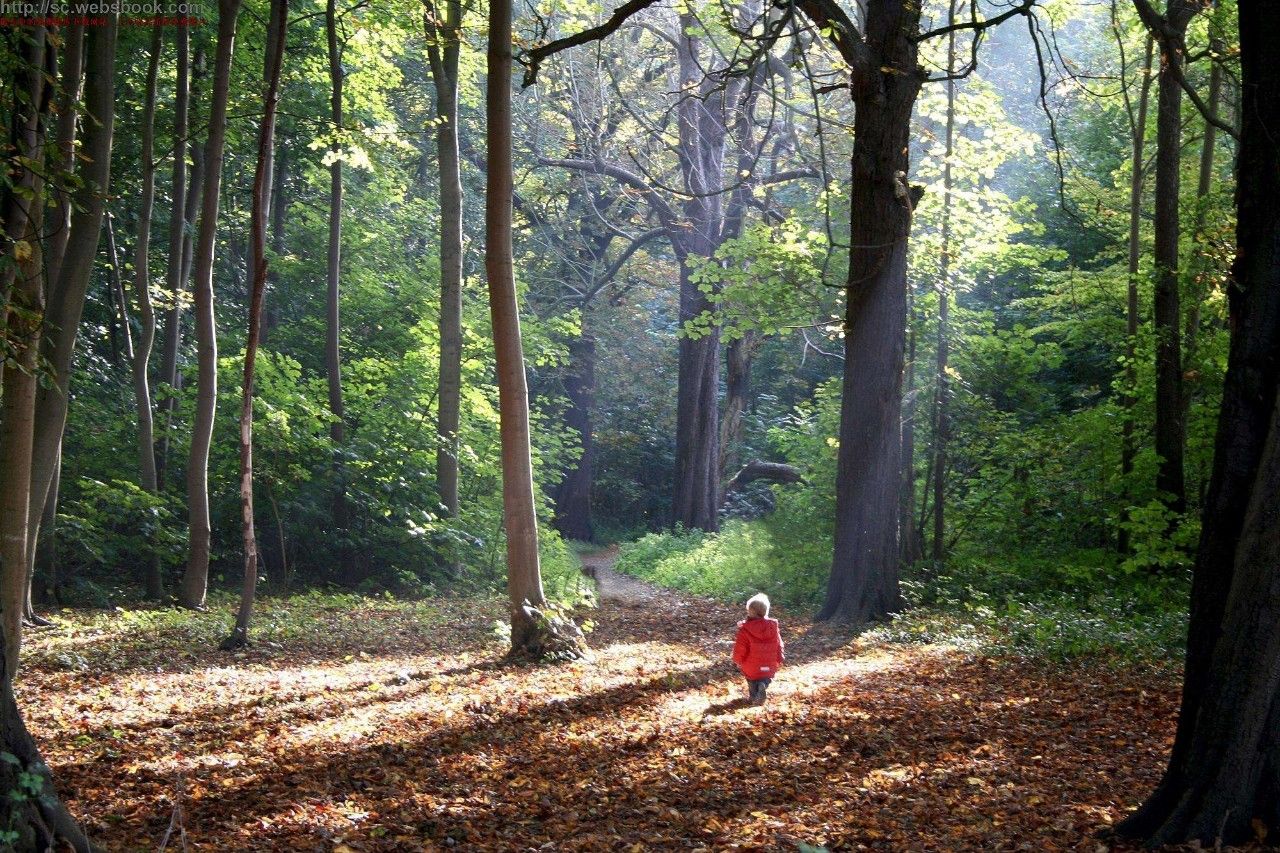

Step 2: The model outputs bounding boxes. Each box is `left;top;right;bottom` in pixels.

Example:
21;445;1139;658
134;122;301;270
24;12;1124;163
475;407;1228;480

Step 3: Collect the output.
732;593;784;706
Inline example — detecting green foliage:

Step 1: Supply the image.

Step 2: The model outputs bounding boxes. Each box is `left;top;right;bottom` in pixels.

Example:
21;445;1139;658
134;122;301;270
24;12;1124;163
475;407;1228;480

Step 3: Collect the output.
56;479;186;599
615;517;825;610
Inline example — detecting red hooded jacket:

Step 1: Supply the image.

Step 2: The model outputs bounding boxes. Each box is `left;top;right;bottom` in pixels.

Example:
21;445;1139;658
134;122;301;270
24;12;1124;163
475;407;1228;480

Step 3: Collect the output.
733;616;784;680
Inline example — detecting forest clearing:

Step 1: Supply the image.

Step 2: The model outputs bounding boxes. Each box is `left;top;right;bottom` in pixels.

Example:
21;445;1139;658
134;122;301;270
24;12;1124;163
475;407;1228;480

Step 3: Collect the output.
26;554;1182;851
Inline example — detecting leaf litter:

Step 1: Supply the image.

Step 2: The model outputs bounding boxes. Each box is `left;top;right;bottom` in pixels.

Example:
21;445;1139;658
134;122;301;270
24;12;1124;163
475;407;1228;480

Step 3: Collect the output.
15;576;1214;852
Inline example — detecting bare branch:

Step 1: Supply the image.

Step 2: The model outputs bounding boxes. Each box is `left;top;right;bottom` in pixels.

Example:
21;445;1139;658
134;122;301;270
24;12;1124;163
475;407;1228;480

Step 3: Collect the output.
913;0;1036;43
520;0;664;87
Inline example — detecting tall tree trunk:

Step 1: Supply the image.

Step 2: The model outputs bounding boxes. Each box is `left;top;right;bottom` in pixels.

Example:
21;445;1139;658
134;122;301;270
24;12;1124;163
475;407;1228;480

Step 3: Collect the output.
180;0;242;610
816;0;923;624
1118;1;1280;841
1145;0;1197;513
424;0;464;521
487;0;585;660
25;19;117;628
930;13;956;566
130;28;164;599
223;0;287;650
0;30;94;851
325;0;352;575
670;16;733;533
553;334;596;542
1119;34;1154;554
157;26;191;492
2;25;50;672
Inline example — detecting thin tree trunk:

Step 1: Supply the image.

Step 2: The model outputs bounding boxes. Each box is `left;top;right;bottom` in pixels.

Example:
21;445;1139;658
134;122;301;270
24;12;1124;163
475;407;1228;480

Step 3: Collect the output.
930;11;956;566
223;0;286;650
1147;0;1196;514
32;448;60;608
130;28;164;599
1119;34;1154;554
901;288;922;566
158;107;204;492
325;0;352;576
424;0;464;521
105;215;133;362
553;334;596;542
817;0;923;624
1118;2;1280;840
180;0;242;610
157;25;191;492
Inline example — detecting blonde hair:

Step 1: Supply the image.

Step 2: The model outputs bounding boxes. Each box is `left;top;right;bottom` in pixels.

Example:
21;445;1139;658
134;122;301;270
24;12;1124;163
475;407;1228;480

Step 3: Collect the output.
746;593;770;618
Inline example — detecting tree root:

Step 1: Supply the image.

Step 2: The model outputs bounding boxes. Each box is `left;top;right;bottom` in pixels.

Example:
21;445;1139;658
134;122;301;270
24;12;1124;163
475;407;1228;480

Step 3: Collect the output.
509;602;590;663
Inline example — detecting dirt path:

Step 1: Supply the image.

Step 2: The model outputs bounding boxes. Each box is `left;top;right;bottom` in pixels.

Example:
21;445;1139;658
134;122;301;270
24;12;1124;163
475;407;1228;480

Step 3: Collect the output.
579;544;677;606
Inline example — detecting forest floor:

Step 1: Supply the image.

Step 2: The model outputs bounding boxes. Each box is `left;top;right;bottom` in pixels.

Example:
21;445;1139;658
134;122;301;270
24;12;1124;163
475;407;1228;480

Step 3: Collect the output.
17;552;1217;852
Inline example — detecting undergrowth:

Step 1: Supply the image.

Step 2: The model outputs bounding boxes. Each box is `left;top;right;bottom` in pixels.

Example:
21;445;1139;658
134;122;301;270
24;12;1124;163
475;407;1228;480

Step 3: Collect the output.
614;518;1187;666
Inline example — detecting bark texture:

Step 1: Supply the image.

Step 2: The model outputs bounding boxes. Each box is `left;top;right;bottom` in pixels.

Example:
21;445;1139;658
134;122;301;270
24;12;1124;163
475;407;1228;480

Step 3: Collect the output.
814;0;923;624
1147;0;1197;513
224;0;286;650
488;0;586;659
1118;0;1280;842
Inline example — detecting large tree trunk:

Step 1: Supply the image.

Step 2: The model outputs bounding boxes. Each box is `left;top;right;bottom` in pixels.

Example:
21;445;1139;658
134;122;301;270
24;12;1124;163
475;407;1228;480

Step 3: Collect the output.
816;0;923;624
2;25;50;670
130;28;164;599
1119;34;1154;554
487;0;586;660
670;16;735;533
1118;0;1280;842
425;0;464;521
157;27;192;492
224;0;287;650
1147;0;1197;513
180;0;242;610
25;20;117;628
0;29;95;851
553;334;596;542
